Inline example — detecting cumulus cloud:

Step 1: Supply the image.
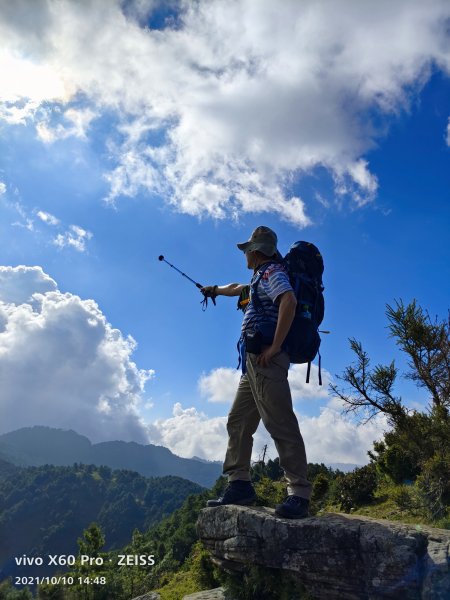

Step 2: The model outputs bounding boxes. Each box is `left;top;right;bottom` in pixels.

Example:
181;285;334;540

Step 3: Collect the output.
198;367;241;403
289;364;332;400
251;401;389;466
300;406;388;465
0;266;153;443
199;363;332;404
147;400;388;465
1;0;449;223
148;402;229;462
446;117;450;146
0;266;57;304
186;364;382;465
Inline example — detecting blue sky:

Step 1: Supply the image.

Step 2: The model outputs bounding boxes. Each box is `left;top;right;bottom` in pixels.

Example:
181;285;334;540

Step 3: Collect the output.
0;0;449;467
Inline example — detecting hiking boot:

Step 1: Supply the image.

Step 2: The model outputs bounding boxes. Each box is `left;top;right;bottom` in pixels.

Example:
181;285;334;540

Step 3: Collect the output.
206;480;257;507
275;495;310;519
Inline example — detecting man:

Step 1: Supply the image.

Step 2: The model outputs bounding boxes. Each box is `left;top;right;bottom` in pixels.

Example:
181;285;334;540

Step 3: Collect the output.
202;226;312;519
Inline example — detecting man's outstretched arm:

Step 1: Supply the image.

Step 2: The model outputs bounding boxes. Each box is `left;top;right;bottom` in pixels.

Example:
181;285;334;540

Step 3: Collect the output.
201;283;246;297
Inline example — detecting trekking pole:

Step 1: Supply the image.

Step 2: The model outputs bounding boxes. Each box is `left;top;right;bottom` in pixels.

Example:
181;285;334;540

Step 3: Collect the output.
158;255;216;310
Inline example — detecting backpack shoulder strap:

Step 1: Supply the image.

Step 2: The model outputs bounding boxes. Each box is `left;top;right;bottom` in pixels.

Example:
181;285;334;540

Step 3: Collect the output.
251;261;278;310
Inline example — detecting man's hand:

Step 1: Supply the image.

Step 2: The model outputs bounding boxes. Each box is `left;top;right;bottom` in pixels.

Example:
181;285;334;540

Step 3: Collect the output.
257;344;281;367
201;283;246;298
201;285;217;298
256;291;297;367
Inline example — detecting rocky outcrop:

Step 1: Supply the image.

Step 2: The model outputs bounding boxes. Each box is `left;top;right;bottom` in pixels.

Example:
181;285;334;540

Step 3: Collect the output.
130;586;225;600
197;506;450;599
182;589;226;599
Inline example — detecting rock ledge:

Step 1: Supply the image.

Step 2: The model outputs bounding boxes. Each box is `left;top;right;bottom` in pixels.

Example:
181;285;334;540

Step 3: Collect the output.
197;506;450;599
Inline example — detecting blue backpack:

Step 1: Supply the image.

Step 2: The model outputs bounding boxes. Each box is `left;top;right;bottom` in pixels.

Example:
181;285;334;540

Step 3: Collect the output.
243;241;325;384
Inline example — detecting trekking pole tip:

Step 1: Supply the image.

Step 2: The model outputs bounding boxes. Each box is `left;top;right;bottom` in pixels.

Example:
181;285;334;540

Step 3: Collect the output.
158;255;164;261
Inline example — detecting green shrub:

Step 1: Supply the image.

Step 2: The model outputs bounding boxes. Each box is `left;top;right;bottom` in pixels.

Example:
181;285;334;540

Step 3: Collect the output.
251;458;284;482
254;477;285;507
331;464;378;512
391;485;416;511
311;472;330;501
156;541;219;600
376;443;419;484
369;409;450;485
0;581;34;600
416;455;450;521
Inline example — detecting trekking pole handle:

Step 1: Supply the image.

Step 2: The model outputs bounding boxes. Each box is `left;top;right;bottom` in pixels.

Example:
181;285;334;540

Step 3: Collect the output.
198;282;217;306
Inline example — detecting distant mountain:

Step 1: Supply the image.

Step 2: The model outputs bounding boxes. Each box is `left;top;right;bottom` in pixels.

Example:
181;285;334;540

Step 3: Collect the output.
191;455;222;465
0;459;202;582
0;426;221;487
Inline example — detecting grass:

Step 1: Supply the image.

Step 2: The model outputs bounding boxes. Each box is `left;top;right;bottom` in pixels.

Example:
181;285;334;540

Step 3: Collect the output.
321;477;450;529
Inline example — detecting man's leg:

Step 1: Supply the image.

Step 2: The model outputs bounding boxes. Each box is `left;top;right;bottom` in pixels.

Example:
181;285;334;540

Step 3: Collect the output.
223;373;261;481
246;352;312;502
206;374;260;507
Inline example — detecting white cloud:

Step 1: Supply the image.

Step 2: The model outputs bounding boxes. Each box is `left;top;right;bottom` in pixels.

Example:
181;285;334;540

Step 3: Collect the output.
0;187;36;229
288;364;333;400
147;400;388;466
37;210;60;226
2;198;91;252
1;0;449;223
334;159;379;207
299;406;388;466
198;367;241;403
237;402;389;466
148;402;228;462
0;266;154;443
0;50;67;124
36;107;97;143
104;147;164;205
446;117;450;146
12;201;34;231
198;363;332;405
0;102;37;126
35;208;91;251
64;107;97;137
53;224;93;252
180;364;384;465
0;266;57;304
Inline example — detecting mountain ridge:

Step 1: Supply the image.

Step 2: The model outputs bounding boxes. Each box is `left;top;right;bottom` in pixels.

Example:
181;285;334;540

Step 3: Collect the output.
0;426;221;487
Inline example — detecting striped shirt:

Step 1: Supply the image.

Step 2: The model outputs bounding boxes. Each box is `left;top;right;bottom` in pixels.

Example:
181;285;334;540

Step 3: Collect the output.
241;262;293;339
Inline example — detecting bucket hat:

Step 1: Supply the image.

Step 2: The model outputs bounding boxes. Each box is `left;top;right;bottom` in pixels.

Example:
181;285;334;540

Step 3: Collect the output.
237;226;279;257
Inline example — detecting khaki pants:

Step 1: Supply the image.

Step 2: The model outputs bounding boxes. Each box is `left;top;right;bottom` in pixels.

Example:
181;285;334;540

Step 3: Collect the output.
223;351;312;500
